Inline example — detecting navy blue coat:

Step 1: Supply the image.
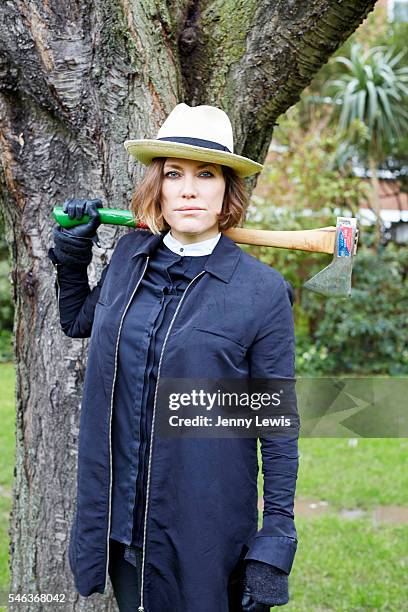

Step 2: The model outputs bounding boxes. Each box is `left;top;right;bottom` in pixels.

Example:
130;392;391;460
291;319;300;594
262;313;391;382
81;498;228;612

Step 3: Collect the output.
52;229;299;611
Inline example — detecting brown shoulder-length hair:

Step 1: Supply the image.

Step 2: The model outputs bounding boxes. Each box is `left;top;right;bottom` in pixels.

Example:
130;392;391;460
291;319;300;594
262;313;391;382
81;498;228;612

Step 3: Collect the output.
130;157;248;234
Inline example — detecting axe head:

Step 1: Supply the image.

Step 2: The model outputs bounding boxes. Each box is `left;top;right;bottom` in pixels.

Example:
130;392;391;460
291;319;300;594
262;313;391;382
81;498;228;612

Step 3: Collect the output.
303;217;359;298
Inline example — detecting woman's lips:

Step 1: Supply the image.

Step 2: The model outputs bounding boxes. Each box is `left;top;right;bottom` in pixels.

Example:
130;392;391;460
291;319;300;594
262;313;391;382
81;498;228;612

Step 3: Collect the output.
175;208;205;213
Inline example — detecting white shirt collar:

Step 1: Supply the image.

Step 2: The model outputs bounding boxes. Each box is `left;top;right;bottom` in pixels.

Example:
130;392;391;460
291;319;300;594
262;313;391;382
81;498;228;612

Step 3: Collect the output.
163;230;221;256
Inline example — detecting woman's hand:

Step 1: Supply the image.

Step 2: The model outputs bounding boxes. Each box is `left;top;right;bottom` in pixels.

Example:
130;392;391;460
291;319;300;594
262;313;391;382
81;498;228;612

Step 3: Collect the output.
51;198;104;267
61;198;103;238
241;560;289;610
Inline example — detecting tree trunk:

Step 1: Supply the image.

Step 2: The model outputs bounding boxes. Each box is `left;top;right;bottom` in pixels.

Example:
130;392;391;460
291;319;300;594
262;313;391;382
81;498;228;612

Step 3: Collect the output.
0;1;377;609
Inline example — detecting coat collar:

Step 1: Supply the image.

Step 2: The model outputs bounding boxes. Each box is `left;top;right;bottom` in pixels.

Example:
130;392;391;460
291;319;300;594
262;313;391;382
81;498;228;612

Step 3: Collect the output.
131;229;241;283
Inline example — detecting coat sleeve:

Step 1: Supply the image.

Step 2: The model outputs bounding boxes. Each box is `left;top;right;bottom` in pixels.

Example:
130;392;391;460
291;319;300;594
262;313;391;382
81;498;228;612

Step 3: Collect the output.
48;247;110;338
244;275;299;575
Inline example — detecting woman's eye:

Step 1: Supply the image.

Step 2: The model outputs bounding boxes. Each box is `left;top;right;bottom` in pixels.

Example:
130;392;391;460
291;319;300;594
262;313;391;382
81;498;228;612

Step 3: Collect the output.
164;170;214;178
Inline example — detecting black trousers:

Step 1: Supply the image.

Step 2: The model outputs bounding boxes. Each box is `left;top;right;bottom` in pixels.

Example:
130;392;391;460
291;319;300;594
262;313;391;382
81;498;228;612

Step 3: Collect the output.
108;539;143;612
108;538;250;612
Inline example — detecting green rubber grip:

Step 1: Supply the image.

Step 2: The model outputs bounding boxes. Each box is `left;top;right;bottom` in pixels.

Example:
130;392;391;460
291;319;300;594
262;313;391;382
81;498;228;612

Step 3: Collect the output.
52;206;149;229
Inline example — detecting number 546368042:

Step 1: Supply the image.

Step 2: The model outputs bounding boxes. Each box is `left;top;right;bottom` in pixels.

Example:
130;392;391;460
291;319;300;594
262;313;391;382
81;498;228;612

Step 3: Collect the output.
8;593;66;603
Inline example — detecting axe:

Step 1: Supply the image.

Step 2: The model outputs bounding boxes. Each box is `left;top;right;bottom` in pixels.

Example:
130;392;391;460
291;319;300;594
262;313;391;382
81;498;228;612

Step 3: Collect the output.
52;207;359;298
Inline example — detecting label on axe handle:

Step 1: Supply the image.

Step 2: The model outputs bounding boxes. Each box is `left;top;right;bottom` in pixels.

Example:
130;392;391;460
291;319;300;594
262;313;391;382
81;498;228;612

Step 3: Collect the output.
337;217;356;257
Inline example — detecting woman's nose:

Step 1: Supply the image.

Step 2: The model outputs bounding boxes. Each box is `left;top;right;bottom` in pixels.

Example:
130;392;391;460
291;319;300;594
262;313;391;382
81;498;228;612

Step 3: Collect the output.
180;174;198;198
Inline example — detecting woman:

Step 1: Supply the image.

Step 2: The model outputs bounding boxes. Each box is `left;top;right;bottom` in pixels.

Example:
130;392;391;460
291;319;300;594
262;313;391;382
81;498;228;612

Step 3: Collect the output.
48;103;299;612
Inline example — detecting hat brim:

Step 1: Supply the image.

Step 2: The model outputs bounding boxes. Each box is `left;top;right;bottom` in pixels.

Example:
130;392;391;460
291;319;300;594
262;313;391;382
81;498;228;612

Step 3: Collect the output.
123;139;263;178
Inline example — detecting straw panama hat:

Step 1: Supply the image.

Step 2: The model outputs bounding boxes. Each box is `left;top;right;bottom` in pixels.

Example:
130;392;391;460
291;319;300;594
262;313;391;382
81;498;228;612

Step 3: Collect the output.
123;103;264;178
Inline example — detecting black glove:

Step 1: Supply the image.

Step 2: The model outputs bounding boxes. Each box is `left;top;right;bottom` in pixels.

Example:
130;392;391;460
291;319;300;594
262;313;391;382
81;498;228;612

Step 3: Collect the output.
61;198;103;238
50;198;103;267
242;561;289;610
241;590;270;612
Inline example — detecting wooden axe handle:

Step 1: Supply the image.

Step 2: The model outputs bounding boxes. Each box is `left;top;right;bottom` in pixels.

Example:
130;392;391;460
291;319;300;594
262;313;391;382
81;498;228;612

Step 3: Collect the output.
224;226;336;254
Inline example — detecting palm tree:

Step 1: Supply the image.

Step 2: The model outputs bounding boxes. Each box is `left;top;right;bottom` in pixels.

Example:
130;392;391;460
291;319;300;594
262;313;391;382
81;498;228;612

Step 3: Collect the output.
324;42;408;244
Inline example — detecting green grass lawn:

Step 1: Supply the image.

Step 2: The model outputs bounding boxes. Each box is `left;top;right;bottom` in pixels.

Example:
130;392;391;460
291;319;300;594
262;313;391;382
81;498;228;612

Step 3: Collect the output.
297;437;408;509
1;362;407;610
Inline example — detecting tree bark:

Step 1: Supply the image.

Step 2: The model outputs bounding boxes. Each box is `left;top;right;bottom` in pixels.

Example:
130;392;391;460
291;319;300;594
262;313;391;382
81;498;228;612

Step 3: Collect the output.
0;1;377;609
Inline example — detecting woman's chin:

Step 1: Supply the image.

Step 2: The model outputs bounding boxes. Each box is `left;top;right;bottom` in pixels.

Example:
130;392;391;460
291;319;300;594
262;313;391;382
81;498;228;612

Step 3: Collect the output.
171;220;210;236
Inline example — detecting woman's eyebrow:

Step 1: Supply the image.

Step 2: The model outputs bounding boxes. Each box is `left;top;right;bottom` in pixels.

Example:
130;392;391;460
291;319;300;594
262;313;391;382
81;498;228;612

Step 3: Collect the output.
164;162;217;170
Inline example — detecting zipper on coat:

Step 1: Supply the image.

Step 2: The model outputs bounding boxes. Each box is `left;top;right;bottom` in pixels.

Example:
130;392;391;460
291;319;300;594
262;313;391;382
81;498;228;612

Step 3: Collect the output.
104;257;150;592
137;270;206;612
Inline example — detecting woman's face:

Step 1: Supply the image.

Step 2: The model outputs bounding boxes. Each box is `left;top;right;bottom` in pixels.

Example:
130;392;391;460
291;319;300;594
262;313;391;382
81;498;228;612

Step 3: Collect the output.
160;157;226;244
